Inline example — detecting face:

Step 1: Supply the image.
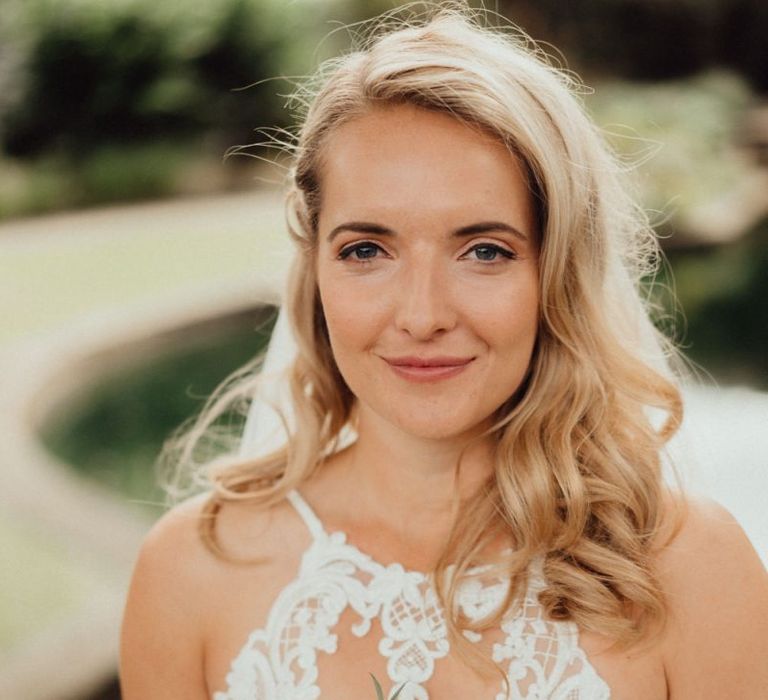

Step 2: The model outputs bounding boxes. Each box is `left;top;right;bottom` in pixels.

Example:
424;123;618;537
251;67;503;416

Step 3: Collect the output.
315;103;540;443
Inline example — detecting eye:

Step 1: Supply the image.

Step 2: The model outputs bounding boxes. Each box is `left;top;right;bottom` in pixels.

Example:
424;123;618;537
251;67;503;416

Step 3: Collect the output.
464;243;517;262
338;241;384;262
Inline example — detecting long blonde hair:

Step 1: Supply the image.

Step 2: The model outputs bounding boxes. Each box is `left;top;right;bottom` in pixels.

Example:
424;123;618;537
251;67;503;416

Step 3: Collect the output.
162;0;683;680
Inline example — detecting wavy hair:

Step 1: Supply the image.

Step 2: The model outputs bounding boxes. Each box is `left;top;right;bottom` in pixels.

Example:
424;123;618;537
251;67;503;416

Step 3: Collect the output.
161;0;684;682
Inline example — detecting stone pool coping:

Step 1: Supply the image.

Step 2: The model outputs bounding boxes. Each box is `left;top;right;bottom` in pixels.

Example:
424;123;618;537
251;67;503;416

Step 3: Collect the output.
0;277;285;699
0;191;289;699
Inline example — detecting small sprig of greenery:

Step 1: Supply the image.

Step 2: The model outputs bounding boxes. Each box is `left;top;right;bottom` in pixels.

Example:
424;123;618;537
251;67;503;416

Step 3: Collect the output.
370;673;408;699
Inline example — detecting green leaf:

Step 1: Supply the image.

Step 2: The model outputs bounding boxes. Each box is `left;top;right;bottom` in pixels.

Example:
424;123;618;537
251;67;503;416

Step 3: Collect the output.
369;673;385;700
369;673;408;699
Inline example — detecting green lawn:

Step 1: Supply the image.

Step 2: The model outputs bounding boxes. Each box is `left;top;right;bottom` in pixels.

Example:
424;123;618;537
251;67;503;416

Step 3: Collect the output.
0;512;109;652
0;191;290;342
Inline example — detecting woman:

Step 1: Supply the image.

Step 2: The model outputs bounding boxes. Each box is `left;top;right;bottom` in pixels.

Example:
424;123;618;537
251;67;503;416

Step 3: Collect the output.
120;5;768;699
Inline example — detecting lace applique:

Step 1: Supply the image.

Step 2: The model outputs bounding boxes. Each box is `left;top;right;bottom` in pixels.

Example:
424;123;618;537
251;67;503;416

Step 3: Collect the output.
212;491;610;700
491;573;609;700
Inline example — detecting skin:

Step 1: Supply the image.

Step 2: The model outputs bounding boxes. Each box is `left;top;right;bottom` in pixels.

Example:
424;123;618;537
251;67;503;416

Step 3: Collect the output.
120;104;768;699
311;102;539;550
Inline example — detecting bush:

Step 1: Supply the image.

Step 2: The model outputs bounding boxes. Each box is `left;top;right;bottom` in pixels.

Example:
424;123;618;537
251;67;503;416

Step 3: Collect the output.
669;219;768;388
3;4;193;158
0;141;194;217
1;0;314;160
0;0;343;213
76;140;189;204
499;0;768;87
586;71;753;236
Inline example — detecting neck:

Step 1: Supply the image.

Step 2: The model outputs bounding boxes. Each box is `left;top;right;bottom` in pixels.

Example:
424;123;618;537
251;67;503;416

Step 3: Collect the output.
332;406;496;534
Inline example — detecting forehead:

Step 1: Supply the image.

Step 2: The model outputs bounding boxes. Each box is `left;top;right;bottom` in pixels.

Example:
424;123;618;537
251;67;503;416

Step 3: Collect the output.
316;103;535;235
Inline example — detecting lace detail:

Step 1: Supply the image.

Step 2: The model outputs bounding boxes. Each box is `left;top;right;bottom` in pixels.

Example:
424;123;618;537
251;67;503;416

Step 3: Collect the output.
212;491;610;700
491;574;609;700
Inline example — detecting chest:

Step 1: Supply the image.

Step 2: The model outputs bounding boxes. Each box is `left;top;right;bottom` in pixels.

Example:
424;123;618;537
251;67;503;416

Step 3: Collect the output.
202;532;666;700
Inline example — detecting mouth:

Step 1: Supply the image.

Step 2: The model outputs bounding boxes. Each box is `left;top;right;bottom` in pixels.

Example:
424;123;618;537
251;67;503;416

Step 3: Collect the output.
382;355;475;383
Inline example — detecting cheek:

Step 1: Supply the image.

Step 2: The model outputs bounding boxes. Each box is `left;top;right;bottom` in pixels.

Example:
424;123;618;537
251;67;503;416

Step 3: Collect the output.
318;278;384;358
466;278;540;343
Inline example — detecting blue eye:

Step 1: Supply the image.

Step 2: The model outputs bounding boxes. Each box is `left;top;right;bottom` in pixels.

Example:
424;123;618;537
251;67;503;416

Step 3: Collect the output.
466;244;516;262
338;242;383;261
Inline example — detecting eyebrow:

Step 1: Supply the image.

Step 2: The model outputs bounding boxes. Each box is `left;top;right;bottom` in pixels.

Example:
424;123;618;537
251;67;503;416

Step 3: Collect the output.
327;220;529;243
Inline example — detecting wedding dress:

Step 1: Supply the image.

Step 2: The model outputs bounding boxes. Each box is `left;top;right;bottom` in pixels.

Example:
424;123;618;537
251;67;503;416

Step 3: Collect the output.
211;488;610;700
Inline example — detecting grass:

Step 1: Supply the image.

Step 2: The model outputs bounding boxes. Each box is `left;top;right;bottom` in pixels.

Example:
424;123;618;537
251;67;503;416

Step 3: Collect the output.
0;143;194;221
0;190;289;343
0;512;108;652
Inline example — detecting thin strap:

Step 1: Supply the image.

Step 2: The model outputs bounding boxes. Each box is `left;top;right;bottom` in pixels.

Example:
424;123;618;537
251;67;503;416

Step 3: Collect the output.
286;489;326;540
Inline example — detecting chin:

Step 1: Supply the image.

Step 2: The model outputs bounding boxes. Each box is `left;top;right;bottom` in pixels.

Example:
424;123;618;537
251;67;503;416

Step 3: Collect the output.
390;412;491;443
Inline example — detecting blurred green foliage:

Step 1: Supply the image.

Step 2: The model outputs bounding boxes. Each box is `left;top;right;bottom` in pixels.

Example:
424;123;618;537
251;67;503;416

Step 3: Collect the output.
667;219;768;388
1;0;307;158
499;0;768;88
0;0;351;217
41;311;276;511
3;0;766;219
584;71;767;387
0;141;189;217
4;7;190;157
586;71;753;236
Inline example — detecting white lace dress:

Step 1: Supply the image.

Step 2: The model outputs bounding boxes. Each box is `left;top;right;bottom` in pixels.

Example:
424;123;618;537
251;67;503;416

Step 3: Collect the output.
212;490;610;700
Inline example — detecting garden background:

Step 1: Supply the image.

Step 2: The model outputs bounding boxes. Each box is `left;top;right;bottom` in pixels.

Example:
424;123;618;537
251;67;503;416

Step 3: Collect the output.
1;1;766;698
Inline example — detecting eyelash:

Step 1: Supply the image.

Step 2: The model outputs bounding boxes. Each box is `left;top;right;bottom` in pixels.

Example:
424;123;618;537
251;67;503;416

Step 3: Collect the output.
338;241;383;262
337;241;517;263
465;243;517;262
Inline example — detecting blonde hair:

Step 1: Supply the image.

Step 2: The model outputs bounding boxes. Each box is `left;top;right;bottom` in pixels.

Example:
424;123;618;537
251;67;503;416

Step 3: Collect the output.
162;0;683;682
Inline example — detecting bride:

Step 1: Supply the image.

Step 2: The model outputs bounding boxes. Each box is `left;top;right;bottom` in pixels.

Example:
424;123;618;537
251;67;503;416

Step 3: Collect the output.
120;5;768;699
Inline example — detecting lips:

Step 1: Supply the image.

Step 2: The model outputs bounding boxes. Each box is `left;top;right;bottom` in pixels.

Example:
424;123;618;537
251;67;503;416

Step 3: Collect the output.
382;355;475;383
385;356;474;368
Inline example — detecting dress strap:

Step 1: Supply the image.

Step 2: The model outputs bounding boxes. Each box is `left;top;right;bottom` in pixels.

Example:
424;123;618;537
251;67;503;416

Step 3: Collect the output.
286;489;327;540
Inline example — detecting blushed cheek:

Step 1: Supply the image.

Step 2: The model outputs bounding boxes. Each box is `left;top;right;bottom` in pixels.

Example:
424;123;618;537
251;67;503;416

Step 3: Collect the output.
484;294;539;365
321;288;376;364
328;280;390;333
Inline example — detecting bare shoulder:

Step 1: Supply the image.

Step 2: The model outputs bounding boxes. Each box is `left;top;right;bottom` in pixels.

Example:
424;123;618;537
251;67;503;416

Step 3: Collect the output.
134;493;213;567
126;490;297;595
655;495;765;589
120;492;297;698
658;495;768;698
120;494;213;698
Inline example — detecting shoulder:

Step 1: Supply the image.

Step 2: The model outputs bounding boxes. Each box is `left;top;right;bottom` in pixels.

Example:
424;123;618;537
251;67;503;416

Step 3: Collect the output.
121;491;275;631
120;494;214;697
655;495;765;591
127;490;299;590
120;491;303;697
121;493;221;639
658;495;768;697
131;494;218;583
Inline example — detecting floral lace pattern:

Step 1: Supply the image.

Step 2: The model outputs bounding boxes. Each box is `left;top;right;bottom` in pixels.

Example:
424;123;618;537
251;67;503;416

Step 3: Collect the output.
213;491;610;700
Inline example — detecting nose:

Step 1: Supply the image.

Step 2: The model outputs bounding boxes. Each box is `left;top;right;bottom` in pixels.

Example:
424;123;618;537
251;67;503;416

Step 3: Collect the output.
393;256;457;340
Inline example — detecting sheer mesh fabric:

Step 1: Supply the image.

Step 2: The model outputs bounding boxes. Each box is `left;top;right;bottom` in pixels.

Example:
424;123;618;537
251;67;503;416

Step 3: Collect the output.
212;490;610;700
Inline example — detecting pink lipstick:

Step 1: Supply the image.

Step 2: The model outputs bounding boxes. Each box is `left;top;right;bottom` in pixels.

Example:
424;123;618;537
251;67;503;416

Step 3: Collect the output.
383;356;474;383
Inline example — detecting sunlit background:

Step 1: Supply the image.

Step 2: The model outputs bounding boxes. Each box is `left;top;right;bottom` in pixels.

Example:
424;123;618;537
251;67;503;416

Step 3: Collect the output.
1;1;766;697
